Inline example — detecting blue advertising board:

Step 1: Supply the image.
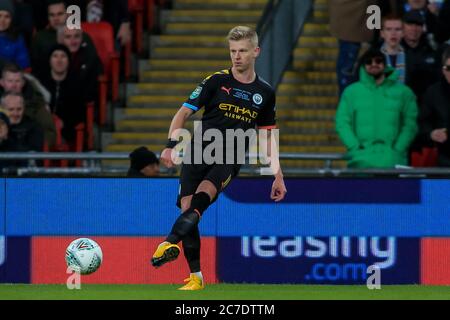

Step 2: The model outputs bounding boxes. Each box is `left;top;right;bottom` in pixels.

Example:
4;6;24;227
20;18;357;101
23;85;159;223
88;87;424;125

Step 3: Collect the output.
2;178;450;237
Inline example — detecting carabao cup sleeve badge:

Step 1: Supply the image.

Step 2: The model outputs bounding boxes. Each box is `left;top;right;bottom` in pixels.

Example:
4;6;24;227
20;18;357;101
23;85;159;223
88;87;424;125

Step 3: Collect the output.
190;86;203;100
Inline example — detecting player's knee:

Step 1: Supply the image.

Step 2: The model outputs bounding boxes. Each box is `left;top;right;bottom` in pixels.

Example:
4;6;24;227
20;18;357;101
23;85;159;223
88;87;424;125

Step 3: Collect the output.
189;192;212;216
196;180;217;200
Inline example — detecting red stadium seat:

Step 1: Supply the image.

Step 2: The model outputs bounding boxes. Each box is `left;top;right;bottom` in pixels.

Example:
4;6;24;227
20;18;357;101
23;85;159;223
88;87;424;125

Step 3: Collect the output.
129;0;144;54
43;115;85;167
411;147;438;167
145;0;166;31
81;22;120;126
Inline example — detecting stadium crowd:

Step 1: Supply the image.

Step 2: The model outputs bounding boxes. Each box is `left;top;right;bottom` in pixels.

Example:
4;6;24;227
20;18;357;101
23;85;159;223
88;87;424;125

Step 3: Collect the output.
331;0;450;167
0;0;131;170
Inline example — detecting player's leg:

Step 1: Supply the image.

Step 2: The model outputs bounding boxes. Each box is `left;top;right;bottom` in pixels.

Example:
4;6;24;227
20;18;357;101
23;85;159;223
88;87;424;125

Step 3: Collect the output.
151;164;202;268
177;183;217;290
180;195;201;275
166;180;216;244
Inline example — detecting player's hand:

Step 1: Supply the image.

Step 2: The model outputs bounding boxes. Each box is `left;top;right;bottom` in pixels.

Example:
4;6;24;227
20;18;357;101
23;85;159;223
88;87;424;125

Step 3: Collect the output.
160;148;175;168
271;176;287;202
431;128;448;144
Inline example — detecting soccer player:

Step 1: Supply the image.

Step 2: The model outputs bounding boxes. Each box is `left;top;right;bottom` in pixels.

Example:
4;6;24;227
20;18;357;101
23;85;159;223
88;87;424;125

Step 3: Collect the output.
151;26;287;290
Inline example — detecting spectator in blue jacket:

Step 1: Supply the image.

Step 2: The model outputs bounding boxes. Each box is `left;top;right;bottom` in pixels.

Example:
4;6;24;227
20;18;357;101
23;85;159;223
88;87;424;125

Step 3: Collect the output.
0;0;30;69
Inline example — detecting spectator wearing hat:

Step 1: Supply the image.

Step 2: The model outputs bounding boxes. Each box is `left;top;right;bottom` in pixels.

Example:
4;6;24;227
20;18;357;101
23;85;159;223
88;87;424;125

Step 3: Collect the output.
402;10;440;103
0;0;30;69
404;0;440;44
38;44;86;146
128;147;160;177
336;48;418;168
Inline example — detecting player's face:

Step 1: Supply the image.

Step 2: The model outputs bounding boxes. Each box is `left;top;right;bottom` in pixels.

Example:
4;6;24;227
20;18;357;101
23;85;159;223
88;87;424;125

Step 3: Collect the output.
229;39;260;73
381;20;403;47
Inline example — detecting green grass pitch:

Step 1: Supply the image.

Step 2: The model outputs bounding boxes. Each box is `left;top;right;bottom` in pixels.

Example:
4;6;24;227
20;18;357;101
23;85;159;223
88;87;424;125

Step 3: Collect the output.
1;284;450;300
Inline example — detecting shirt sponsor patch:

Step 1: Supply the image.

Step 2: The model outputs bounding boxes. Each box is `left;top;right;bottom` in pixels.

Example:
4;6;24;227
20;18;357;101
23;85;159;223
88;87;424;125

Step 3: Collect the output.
190;86;203;100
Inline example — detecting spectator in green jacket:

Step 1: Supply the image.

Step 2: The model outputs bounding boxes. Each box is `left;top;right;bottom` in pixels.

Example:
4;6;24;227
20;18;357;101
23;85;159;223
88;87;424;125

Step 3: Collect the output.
336;48;419;168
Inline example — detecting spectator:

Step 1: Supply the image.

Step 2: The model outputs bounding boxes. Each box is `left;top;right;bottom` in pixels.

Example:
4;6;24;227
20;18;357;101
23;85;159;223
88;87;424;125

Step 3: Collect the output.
402;10;440;103
418;47;450;166
404;0;440;45
128;146;160;177
336;48;418;168
0;63;56;147
32;0;98;80
380;15;406;83
38;44;86;146
0;0;30;69
328;0;377;96
57;26;103;102
2;92;44;168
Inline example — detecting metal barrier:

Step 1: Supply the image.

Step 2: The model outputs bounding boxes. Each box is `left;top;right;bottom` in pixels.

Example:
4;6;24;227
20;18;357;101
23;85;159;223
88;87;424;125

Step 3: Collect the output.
1;152;450;177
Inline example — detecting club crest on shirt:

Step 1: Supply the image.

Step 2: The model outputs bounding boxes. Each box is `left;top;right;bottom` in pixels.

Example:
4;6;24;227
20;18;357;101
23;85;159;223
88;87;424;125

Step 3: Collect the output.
253;93;263;105
190;86;203;100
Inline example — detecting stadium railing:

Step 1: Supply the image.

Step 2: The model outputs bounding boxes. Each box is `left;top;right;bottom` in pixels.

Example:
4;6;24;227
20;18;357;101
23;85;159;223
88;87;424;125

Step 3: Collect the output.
1;152;450;177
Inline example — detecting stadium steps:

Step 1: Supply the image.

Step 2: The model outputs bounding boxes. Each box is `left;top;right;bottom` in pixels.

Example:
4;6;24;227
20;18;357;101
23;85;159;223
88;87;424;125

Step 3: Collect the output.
275;0;345;169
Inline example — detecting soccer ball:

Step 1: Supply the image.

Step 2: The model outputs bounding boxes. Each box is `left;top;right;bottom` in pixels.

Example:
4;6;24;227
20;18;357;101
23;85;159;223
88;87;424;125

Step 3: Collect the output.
65;238;103;275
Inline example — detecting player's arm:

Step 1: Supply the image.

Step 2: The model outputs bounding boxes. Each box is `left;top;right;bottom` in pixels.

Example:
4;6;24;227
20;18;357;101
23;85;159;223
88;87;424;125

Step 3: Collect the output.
264;128;286;202
257;91;286;202
160;106;194;168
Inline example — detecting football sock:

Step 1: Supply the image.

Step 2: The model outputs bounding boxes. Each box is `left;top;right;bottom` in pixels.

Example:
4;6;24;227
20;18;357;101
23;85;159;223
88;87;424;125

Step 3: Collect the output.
183;225;201;273
192;272;203;281
166;192;212;244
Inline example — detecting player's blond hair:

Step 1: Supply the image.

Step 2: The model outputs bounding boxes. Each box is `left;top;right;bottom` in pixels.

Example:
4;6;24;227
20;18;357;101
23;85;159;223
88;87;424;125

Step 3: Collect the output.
227;26;259;47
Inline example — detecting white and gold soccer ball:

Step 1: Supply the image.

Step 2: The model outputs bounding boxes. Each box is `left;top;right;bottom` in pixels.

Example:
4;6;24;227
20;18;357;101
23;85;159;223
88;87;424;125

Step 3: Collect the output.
65;238;103;275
